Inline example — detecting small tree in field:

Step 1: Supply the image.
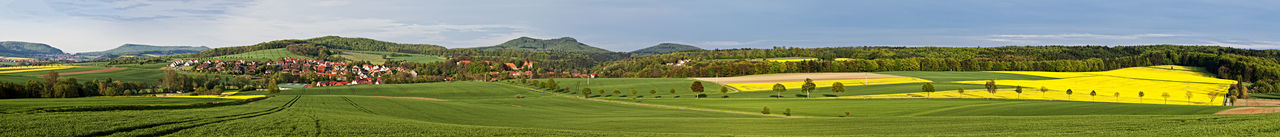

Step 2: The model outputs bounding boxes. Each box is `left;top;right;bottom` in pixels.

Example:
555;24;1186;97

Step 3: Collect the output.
1089;90;1097;100
1015;86;1023;99
582;88;592;97
1040;86;1049;98
1138;91;1146;103
921;83;936;98
597;89;605;95
832;82;846;95
1065;89;1073;99
1185;91;1194;104
784;108;792;116
801;78;816;98
669;89;676;95
772;83;786;99
985;80;998;98
613;89;621;95
762;106;771;114
650;90;657;95
720;86;729;95
630;89;638;97
957;87;965;95
691;81;705;98
1114;92;1121;102
1162;92;1171;104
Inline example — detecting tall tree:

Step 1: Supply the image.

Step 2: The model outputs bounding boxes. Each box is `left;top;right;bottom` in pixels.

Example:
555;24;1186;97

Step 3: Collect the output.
921;83;935;98
690;81;704;98
1089;90;1097;100
581;87;592;97
1040;86;1049;98
801;78;815;98
41;71;58;98
1014;86;1023;99
1138;91;1145;103
1065;89;1073;99
984;80;998;98
1114;92;1121;102
1162;92;1171;104
772;83;786;99
832;82;845;95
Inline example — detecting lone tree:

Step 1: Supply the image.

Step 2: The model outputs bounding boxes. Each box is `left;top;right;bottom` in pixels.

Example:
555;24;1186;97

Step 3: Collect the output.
1162;92;1171;104
801;78;816;98
1090;90;1097;100
784;108;792;116
691;81;705;98
613;89;621;95
1040;86;1049;98
267;74;280;95
1185;91;1194;104
985;80;998;98
1114;92;1121;102
650;89;657;95
958;87;966;95
545;78;559;90
921;83;936;98
1207;92;1220;104
1065;89;1073;99
669;89;676;95
762;106;771;114
1138;91;1146;103
1015;86;1023;99
772;83;787;99
832;82;846;95
720;86;729;95
582;88;592;97
630;89;638;96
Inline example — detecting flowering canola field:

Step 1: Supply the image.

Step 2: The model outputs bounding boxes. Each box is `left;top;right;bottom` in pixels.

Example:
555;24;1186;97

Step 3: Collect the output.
839;65;1235;106
0;65;75;74
729;77;932;91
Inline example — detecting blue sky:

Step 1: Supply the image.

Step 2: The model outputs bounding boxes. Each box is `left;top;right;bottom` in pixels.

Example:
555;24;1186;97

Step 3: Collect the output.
0;0;1276;53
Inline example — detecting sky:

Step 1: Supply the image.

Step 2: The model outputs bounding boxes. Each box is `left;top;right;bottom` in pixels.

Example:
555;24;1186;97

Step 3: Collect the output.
0;0;1277;53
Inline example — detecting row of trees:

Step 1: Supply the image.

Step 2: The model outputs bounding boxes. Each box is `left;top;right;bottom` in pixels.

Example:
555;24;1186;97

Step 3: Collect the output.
0;71;154;99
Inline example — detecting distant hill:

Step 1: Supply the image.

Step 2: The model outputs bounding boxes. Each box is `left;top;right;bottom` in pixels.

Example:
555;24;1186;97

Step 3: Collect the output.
473;37;613;53
76;44;210;57
0;41;65;58
187;36;446;58
630;43;704;54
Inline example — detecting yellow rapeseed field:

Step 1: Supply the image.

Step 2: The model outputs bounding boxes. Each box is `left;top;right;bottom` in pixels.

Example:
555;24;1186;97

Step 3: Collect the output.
729;78;932;91
0;65;75;74
767;58;818;62
169;94;267;100
838;65;1235;106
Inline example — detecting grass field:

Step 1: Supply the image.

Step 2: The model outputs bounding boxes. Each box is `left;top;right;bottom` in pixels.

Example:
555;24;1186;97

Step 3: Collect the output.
204;48;311;61
521;78;727;96
0;81;1277;136
0;97;242;114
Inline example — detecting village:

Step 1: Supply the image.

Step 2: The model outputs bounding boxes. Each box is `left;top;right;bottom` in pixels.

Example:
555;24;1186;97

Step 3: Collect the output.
170;57;406;87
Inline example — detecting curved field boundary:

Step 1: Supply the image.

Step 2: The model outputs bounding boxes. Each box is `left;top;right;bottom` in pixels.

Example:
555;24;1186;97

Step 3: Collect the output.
1217;99;1280;115
496;82;800;118
77;95;302;137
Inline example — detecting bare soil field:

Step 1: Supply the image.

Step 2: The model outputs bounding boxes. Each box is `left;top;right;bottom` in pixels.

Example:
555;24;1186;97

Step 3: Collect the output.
691;72;910;84
1216;99;1280;114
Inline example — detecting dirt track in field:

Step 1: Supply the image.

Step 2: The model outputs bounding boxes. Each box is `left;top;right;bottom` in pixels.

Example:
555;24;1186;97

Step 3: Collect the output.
30;67;125;76
1216;99;1280;114
692;72;910;84
373;96;449;101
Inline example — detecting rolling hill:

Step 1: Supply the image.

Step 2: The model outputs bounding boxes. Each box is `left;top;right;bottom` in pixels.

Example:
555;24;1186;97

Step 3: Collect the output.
473;37;613;53
75;44;209;57
0;41;65;58
187;36;446;59
630;43;703;54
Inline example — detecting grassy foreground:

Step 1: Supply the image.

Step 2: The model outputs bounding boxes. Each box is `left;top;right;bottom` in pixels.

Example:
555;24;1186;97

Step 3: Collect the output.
0;81;1276;136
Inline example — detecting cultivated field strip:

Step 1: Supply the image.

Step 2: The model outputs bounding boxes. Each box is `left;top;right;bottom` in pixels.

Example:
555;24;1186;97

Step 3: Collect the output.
77;95;302;137
340;96;376;114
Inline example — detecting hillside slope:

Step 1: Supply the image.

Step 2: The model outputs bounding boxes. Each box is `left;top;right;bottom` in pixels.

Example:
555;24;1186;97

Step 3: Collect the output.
187;36;446;59
0;41;64;58
473;37;612;53
76;44;209;57
631;43;703;54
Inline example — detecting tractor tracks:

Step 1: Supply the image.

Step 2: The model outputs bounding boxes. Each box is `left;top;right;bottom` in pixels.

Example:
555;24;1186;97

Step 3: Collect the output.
78;95;303;137
341;96;375;114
